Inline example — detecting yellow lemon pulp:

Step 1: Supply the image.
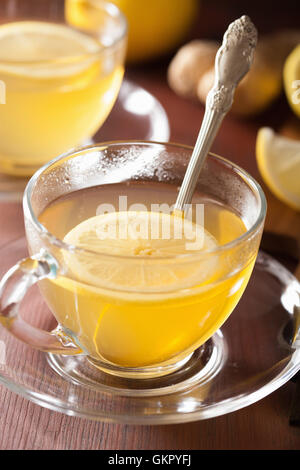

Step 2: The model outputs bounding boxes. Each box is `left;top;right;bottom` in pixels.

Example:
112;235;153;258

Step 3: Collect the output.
63;211;218;291
0;21;101;77
284;44;300;118
256;127;300;210
0;21;99;61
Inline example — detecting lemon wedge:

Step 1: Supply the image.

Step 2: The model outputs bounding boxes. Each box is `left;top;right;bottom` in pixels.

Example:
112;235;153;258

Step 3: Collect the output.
284;44;300;118
63;211;218;292
256;127;300;210
0;21;100;77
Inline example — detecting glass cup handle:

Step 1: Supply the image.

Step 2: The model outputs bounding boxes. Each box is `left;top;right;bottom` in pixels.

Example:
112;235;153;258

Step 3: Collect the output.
0;250;82;355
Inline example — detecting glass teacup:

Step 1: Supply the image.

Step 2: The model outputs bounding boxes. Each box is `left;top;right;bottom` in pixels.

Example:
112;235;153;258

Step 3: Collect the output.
0;0;127;176
0;142;266;382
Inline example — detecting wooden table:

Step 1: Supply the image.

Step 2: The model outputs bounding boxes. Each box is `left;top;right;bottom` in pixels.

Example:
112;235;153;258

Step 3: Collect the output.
0;0;300;450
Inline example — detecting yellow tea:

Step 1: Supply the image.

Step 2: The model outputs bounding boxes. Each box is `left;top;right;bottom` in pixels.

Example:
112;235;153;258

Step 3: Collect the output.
0;21;125;175
38;181;255;368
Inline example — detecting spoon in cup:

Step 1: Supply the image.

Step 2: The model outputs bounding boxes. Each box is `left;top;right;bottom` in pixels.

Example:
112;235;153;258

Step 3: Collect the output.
174;15;258;214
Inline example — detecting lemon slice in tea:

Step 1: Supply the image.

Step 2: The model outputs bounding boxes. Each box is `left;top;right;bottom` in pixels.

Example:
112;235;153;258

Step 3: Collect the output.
0;21;100;77
63;211;218;292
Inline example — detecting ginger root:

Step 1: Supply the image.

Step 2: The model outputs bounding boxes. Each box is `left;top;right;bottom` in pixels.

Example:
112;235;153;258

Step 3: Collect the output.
167;40;218;98
167;30;300;117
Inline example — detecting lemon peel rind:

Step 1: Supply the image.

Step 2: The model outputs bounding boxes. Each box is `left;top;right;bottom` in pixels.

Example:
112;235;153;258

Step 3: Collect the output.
256;127;300;211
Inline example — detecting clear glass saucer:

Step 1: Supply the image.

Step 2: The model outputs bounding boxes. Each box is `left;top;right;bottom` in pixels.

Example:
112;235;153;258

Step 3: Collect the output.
0;238;299;424
0;79;170;203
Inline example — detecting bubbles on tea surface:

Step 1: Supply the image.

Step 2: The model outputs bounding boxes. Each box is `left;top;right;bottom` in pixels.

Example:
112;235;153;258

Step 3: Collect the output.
161;160;174;170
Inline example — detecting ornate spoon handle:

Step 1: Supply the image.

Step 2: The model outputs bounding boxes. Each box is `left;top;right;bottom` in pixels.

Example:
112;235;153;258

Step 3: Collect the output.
175;15;258;213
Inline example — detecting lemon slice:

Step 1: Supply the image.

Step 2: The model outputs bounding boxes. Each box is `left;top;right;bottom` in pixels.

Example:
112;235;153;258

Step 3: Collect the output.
284;44;300;118
63;211;218;292
256;127;300;210
0;21;100;77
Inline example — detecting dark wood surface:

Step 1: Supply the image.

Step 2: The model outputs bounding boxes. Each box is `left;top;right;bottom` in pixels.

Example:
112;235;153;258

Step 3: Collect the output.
0;0;300;450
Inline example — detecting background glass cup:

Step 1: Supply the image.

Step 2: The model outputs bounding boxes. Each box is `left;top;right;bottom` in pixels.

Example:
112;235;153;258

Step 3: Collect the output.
0;142;266;380
0;0;127;176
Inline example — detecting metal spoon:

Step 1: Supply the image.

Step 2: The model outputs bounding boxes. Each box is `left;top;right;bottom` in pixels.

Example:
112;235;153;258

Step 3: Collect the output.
174;15;258;213
290;262;300;348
